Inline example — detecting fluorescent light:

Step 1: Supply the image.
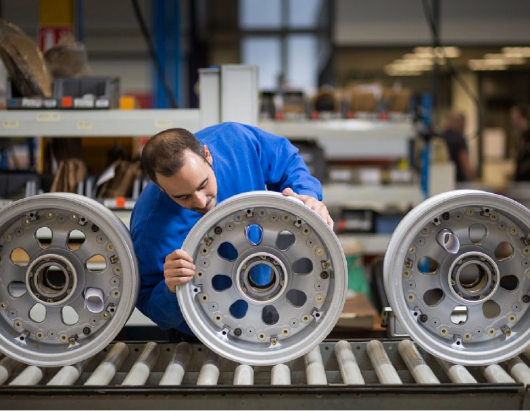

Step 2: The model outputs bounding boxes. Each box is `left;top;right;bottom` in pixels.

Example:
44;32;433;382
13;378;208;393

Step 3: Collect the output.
468;59;507;71
394;59;433;66
384;65;422;76
484;54;526;65
502;47;530;57
413;46;461;58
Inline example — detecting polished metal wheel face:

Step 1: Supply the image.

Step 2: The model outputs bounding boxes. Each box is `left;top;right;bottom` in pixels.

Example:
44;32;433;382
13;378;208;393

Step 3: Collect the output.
384;190;530;365
0;193;138;367
178;192;347;366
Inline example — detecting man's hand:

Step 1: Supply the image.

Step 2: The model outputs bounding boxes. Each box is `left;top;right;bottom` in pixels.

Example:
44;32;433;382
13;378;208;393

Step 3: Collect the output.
163;249;196;293
282;188;334;229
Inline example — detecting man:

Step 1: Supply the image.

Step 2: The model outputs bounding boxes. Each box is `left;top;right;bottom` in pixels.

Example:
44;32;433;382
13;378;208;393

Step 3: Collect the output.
130;122;332;340
441;110;475;182
510;104;530;181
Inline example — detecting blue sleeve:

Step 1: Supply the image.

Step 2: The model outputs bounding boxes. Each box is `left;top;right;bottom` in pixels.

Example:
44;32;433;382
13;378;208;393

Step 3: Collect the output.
131;195;193;333
255;127;323;200
135;267;188;331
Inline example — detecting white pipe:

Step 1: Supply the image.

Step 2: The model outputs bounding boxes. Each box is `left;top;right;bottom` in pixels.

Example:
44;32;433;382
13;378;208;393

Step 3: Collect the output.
334;340;364;384
398;340;440;384
9;366;45;386
435;357;477;384
304;345;327;385
47;359;89;386
437;229;460;254
159;342;192;386
482;364;516;383
271;364;291;385
84;342;129;385
506;357;530;385
121;342;160;386
196;350;220;386
366;340;402;384
85;287;105;313
233;364;254;385
0;357;23;385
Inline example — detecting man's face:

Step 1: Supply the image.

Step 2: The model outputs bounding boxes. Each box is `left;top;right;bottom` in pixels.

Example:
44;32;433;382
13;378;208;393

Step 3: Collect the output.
155;147;218;214
511;108;528;132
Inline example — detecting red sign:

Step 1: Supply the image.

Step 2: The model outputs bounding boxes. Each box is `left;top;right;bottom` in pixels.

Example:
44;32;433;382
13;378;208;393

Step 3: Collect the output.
38;26;73;51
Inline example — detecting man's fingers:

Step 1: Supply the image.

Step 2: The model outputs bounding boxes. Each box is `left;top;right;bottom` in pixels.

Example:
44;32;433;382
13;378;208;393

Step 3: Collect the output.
282;187;296;197
164;258;195;272
166;274;194;293
169;249;194;263
165;267;196;277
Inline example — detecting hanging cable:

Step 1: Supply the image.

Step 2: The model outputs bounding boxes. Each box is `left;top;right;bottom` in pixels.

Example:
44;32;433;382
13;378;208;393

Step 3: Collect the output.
131;0;178;109
421;0;483;142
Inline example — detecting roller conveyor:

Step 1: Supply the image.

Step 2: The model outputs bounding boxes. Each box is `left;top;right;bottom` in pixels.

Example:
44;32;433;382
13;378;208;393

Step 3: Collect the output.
1;339;530;409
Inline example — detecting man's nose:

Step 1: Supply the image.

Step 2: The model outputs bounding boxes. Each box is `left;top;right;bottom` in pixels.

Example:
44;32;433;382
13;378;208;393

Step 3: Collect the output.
194;192;208;208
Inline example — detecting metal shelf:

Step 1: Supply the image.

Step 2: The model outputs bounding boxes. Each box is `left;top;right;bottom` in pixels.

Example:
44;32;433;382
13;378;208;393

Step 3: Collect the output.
323;183;424;210
0;111;414;160
339;234;391;254
259;119;414;159
0;109;201;137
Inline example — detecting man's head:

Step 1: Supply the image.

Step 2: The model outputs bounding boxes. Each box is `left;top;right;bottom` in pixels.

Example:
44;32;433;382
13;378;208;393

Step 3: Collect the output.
511;104;530;133
142;128;218;214
446;110;466;134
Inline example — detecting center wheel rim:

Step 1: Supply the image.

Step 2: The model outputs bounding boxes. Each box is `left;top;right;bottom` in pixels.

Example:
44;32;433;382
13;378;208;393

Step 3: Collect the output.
178;191;347;366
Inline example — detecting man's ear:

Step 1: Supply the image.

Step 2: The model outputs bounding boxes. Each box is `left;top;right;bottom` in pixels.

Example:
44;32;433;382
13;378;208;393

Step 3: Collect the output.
204;145;213;165
153;175;166;193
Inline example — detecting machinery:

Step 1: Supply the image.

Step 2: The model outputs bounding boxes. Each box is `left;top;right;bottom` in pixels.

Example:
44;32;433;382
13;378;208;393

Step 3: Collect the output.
2;190;530;409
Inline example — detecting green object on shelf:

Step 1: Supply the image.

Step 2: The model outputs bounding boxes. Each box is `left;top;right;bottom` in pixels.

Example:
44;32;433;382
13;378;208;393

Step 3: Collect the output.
340;236;370;298
346;254;370;298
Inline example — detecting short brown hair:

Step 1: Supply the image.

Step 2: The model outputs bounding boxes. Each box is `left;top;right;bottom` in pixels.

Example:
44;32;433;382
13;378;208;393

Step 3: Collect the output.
141;128;205;184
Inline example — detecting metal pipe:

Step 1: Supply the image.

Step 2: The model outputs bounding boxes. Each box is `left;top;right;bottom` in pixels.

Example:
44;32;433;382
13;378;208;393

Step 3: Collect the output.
334;340;364;384
366;340;402;384
159;342;192;386
196;350;220;386
398;340;440;384
122;342;160;386
435;357;477;384
84;342;129;386
304;345;327;385
47;360;88;386
271;364;291;385
506;357;530;385
0;357;23;385
482;364;515;383
9;366;45;386
233;364;254;385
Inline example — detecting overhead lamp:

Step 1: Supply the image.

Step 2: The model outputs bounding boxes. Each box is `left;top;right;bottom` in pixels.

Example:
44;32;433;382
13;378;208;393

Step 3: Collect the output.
413;46;461;58
484;54;526;65
394;59;433;67
468;59;507;71
502;47;530;57
384;64;422;76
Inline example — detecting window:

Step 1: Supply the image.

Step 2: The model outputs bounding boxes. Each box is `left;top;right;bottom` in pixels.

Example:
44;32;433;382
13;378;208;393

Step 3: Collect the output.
239;0;325;94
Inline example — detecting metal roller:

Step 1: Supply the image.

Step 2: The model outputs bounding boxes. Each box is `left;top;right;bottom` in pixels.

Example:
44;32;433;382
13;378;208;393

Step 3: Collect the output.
385;190;530;365
178;192;347;366
0;193;139;367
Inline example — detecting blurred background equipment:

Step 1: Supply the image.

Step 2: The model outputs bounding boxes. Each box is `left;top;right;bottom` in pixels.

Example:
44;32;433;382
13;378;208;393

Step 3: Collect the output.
0;19;53;99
